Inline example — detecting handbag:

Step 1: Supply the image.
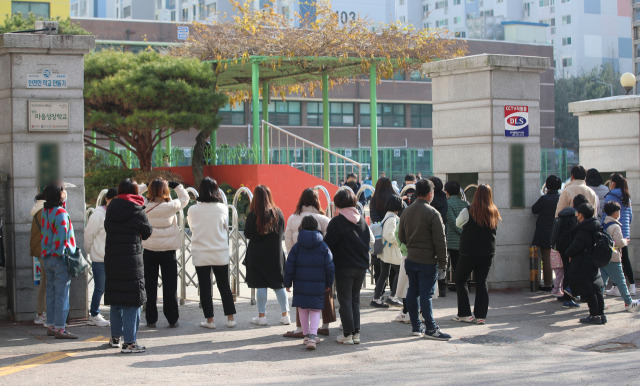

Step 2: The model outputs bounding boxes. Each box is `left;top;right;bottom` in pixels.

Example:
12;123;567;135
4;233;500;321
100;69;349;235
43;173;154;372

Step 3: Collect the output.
64;247;89;278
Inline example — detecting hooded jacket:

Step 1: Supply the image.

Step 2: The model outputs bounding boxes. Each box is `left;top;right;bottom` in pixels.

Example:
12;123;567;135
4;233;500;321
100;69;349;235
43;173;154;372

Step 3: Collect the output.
532;190;560;247
30;200;45;257
602;188;633;238
555;206;578;256
284;230;335;310
284;206;330;252
104;195;153;307
379;211;403;265
324;210;374;270
565;217;603;296
140;184;189;252
430;190;448;225
84;206;107;263
603;216;627;263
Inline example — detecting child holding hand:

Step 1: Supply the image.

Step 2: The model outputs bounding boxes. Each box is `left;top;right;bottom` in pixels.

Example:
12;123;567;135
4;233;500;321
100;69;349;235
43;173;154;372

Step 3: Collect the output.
284;216;335;350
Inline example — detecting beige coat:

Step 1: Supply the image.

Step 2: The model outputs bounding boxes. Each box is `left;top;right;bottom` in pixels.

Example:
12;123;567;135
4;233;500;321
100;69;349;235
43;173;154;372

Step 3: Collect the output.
555;179;599;217
284;206;330;252
379;212;403;265
140;184;189;251
604;216;627;263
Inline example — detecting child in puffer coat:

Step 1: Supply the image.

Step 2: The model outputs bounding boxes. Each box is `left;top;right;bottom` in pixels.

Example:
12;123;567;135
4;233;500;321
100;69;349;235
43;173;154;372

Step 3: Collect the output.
284;216;335;350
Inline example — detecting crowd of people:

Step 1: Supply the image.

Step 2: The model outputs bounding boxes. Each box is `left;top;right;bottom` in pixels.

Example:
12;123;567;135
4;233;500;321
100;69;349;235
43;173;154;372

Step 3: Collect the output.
30;164;636;353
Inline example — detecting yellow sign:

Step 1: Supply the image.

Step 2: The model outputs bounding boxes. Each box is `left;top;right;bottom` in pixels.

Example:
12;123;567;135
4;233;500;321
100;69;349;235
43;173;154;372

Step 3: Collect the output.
28;100;69;132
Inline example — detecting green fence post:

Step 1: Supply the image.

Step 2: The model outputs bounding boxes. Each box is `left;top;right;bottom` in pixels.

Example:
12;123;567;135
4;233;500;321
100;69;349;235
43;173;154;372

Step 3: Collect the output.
322;74;330;181
252;61;261;163
370;65;378;186
262;82;269;164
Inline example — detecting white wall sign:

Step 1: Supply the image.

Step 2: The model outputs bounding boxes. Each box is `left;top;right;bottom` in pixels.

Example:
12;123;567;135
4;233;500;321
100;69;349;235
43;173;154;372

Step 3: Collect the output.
177;25;189;40
28;100;70;132
394;149;401;157
27;69;67;88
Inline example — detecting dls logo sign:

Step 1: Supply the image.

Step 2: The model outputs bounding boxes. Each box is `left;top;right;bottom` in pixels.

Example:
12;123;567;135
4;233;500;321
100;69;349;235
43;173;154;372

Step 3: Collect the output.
504;105;529;137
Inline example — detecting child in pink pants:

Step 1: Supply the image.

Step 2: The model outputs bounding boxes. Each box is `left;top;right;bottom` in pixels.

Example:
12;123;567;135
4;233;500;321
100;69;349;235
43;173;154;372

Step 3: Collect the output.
550;249;564;297
284;216;335;350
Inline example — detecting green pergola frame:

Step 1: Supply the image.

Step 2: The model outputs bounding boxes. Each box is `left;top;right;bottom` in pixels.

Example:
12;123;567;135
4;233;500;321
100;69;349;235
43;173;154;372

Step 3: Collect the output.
209;55;418;184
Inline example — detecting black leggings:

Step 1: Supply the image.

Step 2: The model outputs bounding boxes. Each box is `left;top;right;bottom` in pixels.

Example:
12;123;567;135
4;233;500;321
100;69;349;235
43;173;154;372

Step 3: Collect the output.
374;261;399;299
584;291;605;316
621;246;635;285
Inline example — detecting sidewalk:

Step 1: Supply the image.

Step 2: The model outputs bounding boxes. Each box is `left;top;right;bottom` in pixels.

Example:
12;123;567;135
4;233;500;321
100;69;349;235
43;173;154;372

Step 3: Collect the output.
1;282;639;384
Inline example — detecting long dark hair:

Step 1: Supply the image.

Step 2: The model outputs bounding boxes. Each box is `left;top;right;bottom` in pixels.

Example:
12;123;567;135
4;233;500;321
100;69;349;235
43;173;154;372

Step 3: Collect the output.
198;177;223;203
372;177;394;213
43;182;65;209
249;185;280;235
294;188;324;215
610;173;631;206
469;184;501;229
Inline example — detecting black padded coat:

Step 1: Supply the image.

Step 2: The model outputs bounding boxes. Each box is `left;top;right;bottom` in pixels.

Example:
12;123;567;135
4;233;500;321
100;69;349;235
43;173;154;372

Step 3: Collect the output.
244;209;286;289
531;190;560;248
104;196;153;307
565;217;603;297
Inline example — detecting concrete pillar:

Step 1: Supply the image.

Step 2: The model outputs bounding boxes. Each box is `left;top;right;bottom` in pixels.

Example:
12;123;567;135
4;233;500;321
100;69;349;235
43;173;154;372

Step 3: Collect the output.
0;33;95;321
422;54;548;289
569;96;640;279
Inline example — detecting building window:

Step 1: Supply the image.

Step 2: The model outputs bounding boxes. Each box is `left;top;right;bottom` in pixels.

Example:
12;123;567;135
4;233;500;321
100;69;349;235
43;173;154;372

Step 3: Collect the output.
480;9;494;16
453;0;461;4
455;31;466;38
539;0;554;5
171;10;176;21
561;0;570;2
562;57;572;67
410;104;433;128
466;13;475;19
466;0;474;3
435;1;448;9
157;0;162;8
454;16;461;24
360;103;405;127
422;4;428;17
206;2;216;16
410;70;431;82
307;102;355;126
168;0;176;7
71;3;79;16
219;103;245;125
11;1;50;18
123;5;131;18
399;0;405;5
259;101;301;126
182;8;189;20
436;19;448;27
562;15;571;24
400;16;406;23
561;37;571;45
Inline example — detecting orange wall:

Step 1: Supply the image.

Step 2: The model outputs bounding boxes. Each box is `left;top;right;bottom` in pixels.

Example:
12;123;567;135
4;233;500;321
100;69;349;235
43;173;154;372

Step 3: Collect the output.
161;165;338;220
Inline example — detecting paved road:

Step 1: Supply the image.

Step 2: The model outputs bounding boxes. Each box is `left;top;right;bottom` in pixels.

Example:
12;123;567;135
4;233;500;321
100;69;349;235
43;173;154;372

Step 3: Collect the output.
1;286;639;385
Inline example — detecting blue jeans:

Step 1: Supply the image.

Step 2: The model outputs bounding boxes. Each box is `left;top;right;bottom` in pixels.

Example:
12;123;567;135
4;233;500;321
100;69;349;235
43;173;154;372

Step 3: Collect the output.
405;258;438;332
90;262;105;317
256;288;289;314
601;261;633;305
42;256;71;329
110;306;141;344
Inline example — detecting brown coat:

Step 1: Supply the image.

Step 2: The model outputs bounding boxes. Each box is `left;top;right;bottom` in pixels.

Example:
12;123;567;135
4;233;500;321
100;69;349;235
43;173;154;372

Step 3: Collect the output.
29;201;44;257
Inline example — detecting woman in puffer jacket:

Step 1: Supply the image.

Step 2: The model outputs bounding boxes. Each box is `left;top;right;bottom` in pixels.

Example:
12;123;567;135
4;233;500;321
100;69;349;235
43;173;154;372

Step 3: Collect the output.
140;178;189;328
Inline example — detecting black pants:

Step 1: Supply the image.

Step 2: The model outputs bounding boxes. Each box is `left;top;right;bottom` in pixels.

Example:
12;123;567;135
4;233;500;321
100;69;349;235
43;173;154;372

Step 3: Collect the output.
374;261;399;299
560;251;572;300
143;249;179;325
335;267;366;337
195;265;236;319
584;291;605;316
621;246;635;285
455;254;493;319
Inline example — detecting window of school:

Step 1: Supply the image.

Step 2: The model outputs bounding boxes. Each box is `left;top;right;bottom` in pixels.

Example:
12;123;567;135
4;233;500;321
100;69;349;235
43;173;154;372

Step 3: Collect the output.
259;101;301;126
410;104;433;128
307;102;354;126
219;103;245;125
12;1;50;18
360;103;405;127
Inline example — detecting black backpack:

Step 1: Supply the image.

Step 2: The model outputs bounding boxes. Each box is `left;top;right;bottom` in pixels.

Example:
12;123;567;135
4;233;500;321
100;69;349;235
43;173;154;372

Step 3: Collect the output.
551;214;577;254
589;224;615;268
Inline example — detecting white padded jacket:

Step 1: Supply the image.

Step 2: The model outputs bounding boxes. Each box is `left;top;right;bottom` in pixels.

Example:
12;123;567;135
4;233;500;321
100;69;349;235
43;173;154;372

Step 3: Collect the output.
140;184;189;252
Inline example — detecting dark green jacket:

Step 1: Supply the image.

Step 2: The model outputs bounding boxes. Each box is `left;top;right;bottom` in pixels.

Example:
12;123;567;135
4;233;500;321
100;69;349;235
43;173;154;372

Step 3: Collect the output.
398;198;447;267
446;196;468;251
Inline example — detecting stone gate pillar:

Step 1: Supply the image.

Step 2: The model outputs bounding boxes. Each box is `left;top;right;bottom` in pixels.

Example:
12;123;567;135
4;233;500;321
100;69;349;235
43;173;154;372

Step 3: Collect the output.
569;96;640;278
0;33;94;321
422;54;548;289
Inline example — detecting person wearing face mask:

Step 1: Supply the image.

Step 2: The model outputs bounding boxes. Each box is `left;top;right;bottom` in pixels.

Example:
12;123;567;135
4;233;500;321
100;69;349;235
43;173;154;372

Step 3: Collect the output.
84;188;118;327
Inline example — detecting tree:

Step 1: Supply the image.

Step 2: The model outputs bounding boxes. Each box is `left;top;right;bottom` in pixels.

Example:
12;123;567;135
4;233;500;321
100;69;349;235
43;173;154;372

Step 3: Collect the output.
0;13;91;35
84;50;227;172
554;64;622;153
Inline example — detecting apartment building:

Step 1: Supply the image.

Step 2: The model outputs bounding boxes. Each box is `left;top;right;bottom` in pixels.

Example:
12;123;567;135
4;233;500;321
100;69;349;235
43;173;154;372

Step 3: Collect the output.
1;0;70;19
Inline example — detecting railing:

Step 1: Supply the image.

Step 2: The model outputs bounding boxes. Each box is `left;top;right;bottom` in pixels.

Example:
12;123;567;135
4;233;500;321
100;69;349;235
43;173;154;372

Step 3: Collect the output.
261;120;363;185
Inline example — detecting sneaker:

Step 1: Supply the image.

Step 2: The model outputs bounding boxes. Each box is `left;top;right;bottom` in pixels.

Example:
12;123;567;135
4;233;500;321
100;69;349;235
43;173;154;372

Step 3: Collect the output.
423;328;452;341
121;342;146;353
34;315;46;325
579;315;603;325
306;338;316;350
251;316;268;326
394;312;411;324
169;322;180;328
109;336;121;348
303;335;310;345
412;330;424;337
476;319;486;325
370;299;389;308
452;315;475;323
601;315;608;324
605;286;621;297
630;284;637;296
200;321;216;329
352;333;361;344
603;303;610;310
336;334;354;344
47;327;56;337
625;300;640;312
146;323;156;328
564;287;576;299
562;300;580;309
54;329;78;339
385;297;403;307
88;314;110;327
280;315;291;325
226;320;237;328
551;288;564;297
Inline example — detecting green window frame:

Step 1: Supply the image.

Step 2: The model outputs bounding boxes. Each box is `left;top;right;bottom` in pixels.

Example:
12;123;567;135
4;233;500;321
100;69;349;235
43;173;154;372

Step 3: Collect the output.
307;102;354;126
258;101;301;126
12;1;50;18
219;102;245;125
410;104;433;128
360;103;405;127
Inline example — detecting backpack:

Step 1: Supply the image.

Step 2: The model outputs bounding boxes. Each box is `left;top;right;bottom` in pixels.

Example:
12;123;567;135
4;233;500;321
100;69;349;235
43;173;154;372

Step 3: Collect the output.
589;224;615;268
370;217;392;255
